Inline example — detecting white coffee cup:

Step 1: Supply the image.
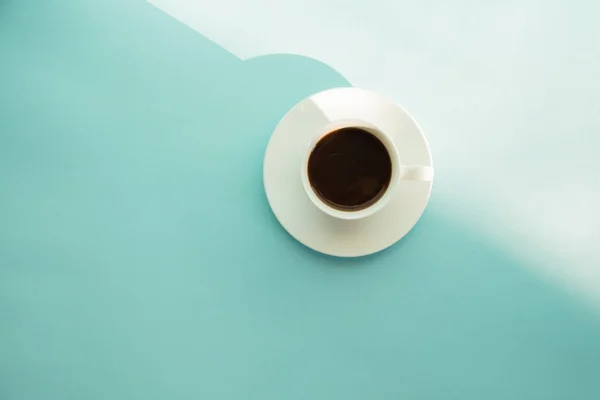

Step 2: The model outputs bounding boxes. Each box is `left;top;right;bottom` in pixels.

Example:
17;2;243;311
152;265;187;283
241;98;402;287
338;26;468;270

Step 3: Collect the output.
300;118;433;221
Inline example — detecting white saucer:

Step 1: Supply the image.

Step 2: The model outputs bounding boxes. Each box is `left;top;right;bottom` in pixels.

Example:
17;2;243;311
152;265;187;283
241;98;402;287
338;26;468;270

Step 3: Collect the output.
263;87;434;257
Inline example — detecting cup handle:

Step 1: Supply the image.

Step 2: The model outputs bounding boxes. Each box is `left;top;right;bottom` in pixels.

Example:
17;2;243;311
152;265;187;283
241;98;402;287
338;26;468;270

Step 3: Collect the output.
399;165;434;181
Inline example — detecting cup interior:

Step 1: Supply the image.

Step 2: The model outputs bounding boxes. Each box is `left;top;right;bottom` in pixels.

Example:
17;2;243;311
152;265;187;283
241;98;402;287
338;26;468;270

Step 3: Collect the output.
302;120;400;220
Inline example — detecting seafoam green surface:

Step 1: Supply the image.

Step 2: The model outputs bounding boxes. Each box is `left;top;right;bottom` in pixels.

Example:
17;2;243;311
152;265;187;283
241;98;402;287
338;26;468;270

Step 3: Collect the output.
1;1;599;399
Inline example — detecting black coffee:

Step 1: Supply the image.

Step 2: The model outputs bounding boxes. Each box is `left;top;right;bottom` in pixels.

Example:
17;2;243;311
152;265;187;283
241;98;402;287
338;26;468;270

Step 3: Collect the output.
307;127;392;211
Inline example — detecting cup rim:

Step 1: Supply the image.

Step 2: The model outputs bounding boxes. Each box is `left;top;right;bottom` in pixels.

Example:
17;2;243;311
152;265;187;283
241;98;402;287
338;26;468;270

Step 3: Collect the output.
300;118;401;221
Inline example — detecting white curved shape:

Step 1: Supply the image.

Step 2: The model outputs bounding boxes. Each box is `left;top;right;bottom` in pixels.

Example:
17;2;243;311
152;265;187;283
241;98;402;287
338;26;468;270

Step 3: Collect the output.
264;88;433;257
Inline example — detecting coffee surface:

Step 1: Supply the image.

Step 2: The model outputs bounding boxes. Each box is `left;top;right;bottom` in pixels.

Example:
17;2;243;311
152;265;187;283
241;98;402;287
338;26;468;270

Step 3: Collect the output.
307;127;392;211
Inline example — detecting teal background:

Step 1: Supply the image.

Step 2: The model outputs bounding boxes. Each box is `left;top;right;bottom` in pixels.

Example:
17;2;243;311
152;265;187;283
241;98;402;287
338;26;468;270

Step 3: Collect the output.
1;1;599;399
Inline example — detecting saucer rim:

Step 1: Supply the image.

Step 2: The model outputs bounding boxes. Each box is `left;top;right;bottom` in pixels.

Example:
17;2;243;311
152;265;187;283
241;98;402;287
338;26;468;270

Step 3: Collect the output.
263;87;434;257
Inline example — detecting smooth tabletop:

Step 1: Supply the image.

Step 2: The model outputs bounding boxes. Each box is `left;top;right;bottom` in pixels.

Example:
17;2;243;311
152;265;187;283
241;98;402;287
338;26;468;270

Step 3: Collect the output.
1;1;599;399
